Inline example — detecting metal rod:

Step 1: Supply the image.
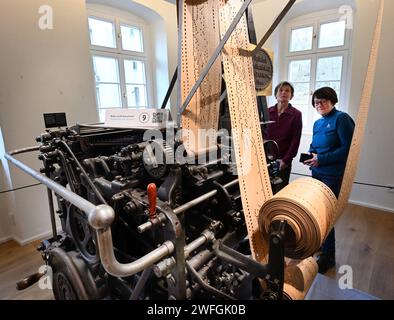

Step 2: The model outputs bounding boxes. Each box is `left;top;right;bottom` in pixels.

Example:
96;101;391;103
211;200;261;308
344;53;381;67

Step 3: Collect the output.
184;236;207;258
220;89;227;104
188;249;214;271
179;0;253;117
184;230;214;258
176;0;184;126
223;179;239;189
59;140;107;205
161;68;178;109
153;229;214;278
5;151;97;215
173;190;217;215
8;146;39;156
46;186;58;239
6;149;174;278
96;228;174;278
129;267;152;300
252;0;296;55
58;150;76;193
173;179;239;215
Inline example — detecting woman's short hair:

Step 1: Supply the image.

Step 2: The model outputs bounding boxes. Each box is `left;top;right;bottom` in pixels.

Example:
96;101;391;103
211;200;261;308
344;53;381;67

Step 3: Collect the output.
312;87;338;107
274;81;294;98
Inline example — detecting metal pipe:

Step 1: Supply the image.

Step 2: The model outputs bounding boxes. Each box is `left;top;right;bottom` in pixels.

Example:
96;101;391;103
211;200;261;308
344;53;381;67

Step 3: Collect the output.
137;212;166;234
57;150;76;193
184;230;215;258
5;151;97;215
96;228;174;278
5;150;174;278
173;179;239;215
129;267;152;300
46;186;58;239
9;146;39;155
194;158;223;170
154;229;215;278
161;68;178;109
8;146;58;238
176;0;184;126
184;236;208;258
59;140;107;205
252;0;296;55
173;190;217;215
188;249;214;271
224;179;239;189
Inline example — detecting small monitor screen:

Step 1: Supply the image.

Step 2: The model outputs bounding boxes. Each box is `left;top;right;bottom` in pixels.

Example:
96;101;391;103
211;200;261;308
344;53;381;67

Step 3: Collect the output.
43;113;67;128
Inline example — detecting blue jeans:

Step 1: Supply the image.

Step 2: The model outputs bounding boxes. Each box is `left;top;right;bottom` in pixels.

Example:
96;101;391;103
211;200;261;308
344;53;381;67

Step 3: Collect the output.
312;172;343;256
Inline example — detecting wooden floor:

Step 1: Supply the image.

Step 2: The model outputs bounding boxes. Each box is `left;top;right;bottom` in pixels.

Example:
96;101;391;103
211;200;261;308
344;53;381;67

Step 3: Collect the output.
0;203;393;300
0;240;54;300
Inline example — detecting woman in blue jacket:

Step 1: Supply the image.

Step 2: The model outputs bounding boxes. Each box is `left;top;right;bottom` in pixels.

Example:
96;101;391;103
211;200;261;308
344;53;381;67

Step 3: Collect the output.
304;87;355;274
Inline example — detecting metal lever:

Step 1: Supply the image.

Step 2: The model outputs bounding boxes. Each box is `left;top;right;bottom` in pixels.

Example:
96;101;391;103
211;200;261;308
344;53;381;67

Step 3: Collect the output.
16;272;46;290
147;183;157;220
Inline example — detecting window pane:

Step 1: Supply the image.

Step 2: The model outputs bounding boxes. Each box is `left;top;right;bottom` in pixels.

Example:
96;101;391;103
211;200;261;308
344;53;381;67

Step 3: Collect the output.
292;83;310;106
316;56;343;81
296;104;309;129
124;60;146;84
126;85;147;107
96;84;122;108
315;81;341;100
88;18;116;48
290;26;313;52
93;56;120;83
121;25;143;52
289;60;311;82
319;21;346;49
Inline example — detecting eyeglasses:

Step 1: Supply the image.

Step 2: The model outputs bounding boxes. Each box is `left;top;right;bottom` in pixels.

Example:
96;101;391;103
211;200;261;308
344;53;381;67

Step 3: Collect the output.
314;99;328;107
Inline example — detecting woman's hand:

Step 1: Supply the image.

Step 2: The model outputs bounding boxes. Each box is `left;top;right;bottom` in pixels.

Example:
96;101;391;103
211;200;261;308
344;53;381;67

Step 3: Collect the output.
304;153;319;167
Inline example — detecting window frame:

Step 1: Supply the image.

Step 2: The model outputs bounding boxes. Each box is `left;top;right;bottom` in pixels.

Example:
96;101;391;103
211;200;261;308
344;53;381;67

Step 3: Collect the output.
87;8;153;121
283;10;353;134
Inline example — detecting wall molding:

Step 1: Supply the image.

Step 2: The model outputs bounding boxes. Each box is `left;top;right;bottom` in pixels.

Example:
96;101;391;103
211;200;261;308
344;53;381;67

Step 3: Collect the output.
2;228;63;246
0;236;12;245
348;200;394;214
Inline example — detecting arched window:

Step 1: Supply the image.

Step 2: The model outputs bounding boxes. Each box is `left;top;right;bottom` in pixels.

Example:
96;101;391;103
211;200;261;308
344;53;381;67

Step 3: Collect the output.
87;5;153;122
284;9;353;133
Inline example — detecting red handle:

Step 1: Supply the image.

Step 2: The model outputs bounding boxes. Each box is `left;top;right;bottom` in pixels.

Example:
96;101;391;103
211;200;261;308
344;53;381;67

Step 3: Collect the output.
147;183;157;220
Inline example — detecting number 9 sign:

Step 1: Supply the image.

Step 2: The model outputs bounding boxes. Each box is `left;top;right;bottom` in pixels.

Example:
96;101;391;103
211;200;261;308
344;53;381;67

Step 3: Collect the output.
139;112;150;123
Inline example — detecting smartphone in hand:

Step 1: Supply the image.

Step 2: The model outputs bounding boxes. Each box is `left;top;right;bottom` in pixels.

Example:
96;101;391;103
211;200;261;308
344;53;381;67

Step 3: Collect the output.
299;153;313;163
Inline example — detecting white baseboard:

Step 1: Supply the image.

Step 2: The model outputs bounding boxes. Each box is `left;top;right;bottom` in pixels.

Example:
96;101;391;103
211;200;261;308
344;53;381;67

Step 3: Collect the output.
348;199;394;214
0;236;12;245
12;228;62;246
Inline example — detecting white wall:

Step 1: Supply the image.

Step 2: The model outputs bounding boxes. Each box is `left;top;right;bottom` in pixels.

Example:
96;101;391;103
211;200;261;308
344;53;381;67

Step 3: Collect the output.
87;0;177;112
346;0;394;212
0;0;98;244
133;0;178;116
0;128;13;242
252;0;394;212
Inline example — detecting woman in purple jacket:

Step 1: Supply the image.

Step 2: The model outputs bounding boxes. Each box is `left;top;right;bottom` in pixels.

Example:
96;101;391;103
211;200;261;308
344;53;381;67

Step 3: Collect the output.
265;81;303;193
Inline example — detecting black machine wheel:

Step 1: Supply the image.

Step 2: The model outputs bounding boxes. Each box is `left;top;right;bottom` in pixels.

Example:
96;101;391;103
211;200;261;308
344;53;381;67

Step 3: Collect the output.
66;205;98;263
49;247;103;300
53;271;78;300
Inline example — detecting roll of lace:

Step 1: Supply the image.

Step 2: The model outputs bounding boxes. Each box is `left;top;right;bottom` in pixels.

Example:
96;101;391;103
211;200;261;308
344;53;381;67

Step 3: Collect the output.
259;177;337;259
283;257;318;300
